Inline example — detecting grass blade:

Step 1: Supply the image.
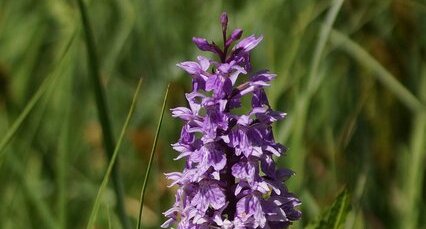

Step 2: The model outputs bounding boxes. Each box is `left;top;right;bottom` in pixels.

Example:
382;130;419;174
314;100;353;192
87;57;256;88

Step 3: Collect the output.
76;0;130;228
2;57;72;229
306;189;351;229
57;72;73;229
307;0;345;93
279;0;345;193
86;78;143;229
136;84;170;229
0;34;75;167
2;32;75;228
330;29;425;113
400;66;426;228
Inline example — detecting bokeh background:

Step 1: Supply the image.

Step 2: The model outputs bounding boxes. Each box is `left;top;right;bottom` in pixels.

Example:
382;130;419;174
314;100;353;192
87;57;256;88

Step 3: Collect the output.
0;0;425;228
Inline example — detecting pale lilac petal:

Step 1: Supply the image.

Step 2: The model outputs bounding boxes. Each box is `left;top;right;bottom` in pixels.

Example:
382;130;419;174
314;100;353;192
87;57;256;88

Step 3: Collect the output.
171;107;194;121
177;61;202;75
234;35;263;52
197;56;210;71
160;218;175;228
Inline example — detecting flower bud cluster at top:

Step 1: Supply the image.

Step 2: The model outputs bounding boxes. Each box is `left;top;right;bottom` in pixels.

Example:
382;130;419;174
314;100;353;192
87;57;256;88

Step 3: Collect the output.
162;12;301;229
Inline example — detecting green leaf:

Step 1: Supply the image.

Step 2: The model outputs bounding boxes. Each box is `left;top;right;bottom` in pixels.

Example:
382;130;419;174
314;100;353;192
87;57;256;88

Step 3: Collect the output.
307;189;352;229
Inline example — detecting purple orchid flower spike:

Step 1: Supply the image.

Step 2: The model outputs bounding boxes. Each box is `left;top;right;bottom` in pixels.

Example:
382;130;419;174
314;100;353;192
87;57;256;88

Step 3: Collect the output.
162;12;301;229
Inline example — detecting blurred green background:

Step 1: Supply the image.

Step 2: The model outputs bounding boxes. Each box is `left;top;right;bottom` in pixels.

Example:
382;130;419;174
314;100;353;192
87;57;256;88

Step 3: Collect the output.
0;0;425;228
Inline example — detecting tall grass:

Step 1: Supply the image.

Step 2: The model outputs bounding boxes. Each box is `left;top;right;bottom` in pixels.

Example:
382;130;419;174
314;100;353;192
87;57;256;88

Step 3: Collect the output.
0;0;425;228
136;84;169;229
86;78;143;229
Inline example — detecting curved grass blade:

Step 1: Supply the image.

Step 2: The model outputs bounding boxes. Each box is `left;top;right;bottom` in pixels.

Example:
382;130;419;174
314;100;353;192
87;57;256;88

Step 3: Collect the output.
2;58;72;229
0;34;75;167
330;29;425;113
86;78;143;229
76;0;130;227
136;84;170;229
1;32;75;228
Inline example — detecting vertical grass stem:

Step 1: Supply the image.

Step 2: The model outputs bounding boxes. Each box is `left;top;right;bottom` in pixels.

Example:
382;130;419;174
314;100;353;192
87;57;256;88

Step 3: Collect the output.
136;84;170;229
86;78;143;229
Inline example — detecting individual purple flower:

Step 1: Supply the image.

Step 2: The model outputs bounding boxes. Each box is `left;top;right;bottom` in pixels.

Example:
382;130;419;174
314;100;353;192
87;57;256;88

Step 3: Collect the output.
162;12;301;229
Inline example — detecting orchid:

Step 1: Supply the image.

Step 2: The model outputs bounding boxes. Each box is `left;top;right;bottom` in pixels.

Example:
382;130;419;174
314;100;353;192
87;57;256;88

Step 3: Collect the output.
162;12;301;229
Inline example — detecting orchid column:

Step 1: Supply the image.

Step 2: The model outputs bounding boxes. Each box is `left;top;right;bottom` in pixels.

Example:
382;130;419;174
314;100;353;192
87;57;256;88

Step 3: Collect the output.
162;12;301;229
